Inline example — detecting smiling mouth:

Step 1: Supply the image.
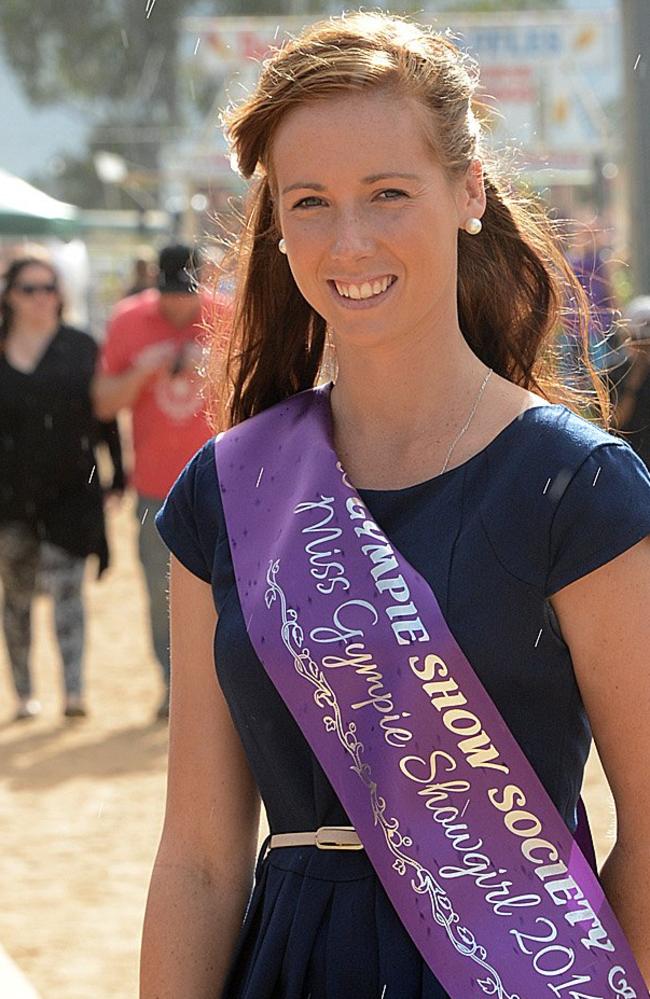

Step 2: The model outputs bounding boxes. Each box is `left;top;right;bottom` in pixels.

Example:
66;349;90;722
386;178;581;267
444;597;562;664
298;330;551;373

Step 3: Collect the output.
330;275;397;301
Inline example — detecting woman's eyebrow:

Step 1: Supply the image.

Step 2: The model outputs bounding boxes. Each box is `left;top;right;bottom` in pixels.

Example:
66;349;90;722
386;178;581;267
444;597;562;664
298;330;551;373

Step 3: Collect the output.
362;172;420;184
282;181;327;195
281;172;421;195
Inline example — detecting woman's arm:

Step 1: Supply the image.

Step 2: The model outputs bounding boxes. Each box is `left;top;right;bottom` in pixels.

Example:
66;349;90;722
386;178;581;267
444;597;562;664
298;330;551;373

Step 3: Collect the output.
550;535;650;982
93;418;127;493
140;555;261;998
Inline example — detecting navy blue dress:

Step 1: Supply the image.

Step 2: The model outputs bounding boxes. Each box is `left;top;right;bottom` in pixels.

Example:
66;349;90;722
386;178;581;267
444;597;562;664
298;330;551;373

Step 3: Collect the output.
156;401;650;999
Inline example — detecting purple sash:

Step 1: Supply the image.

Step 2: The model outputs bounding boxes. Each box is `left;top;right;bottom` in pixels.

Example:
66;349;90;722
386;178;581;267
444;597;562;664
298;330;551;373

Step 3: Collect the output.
216;385;647;999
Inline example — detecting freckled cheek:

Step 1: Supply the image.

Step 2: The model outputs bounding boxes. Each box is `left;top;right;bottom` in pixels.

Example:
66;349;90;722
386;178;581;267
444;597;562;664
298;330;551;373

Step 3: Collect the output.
409;224;456;276
284;225;332;291
283;251;326;312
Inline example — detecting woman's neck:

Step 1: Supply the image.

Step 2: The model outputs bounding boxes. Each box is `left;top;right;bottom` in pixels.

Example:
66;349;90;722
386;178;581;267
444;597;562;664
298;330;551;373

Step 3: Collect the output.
331;324;488;444
4;321;60;374
327;320;506;490
9;319;59;341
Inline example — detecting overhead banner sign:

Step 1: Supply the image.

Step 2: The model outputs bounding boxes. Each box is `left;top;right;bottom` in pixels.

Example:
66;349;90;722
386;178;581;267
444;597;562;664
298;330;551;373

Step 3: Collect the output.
458;15;620;156
177;11;620;180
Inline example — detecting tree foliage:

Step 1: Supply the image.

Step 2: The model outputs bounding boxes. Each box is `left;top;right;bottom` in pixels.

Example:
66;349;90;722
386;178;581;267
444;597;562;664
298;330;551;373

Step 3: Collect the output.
0;0;191;123
0;0;328;206
0;0;326;117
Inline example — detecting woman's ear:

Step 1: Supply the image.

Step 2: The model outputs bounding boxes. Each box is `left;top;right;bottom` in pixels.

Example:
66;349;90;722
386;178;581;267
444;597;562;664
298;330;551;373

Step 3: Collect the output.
458;158;486;223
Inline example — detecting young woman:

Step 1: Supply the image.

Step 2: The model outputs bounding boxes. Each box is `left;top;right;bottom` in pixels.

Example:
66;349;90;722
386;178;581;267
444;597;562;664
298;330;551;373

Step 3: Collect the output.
141;13;650;997
0;256;123;720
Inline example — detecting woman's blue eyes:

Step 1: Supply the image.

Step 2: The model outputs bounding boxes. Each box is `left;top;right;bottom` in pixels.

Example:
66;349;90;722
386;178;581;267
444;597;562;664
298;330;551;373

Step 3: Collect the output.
377;189;408;201
380;189;407;199
292;189;408;209
293;196;323;209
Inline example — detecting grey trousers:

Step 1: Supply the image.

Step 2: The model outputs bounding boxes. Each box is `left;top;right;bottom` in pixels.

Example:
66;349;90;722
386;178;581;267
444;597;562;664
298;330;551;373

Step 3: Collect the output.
0;522;85;699
136;496;170;689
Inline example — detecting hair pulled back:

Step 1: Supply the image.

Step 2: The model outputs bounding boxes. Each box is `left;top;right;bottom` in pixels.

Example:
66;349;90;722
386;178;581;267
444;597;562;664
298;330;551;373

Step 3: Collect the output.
213;11;606;428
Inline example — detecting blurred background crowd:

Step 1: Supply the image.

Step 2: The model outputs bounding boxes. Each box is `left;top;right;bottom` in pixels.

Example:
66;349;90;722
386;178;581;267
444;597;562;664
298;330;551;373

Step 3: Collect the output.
1;0;649;718
1;1;649;720
1;0;648;330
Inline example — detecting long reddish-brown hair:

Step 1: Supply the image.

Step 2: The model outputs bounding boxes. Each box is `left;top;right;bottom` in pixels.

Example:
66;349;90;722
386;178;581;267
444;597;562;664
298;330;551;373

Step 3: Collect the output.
209;11;607;429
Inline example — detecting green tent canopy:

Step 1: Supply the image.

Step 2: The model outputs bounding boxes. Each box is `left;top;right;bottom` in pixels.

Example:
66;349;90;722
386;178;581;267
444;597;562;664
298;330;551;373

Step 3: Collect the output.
0;169;80;237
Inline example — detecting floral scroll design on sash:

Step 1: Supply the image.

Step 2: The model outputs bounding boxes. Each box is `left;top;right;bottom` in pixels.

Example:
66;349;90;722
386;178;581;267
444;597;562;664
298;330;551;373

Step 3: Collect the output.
265;559;520;999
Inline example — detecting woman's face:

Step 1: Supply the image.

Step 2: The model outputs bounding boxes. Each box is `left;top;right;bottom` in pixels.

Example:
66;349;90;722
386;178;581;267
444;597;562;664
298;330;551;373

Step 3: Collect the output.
272;90;484;352
7;263;61;328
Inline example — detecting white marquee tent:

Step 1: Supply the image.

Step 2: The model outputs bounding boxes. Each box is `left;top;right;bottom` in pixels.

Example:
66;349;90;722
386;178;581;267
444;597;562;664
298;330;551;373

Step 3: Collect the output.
0;169;79;237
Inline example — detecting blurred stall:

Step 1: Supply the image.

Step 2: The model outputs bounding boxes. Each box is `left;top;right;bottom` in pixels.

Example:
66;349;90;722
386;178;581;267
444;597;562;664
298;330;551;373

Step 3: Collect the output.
0;169;80;240
0;167;171;337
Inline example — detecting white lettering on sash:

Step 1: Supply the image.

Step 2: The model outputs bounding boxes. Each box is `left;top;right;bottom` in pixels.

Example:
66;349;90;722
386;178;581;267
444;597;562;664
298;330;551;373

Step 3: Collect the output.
309;599;378;644
344;497;429;644
399;748;540;915
362;543;398;581
409;655;510;775
354;518;387;544
345;496;366;520
294;496;351;595
321;642;413;748
375;573;411;602
489;785;615;954
337;474;617;977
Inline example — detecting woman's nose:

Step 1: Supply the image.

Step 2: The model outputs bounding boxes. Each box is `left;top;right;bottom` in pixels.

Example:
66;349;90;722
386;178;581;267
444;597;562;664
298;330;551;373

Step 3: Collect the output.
329;213;376;261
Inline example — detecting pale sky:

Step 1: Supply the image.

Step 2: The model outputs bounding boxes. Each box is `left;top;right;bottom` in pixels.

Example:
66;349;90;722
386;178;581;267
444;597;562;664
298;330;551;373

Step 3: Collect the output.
0;50;89;181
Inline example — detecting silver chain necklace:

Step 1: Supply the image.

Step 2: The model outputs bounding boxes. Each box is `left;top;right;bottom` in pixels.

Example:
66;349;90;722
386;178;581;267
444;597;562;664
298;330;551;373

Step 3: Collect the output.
440;367;493;475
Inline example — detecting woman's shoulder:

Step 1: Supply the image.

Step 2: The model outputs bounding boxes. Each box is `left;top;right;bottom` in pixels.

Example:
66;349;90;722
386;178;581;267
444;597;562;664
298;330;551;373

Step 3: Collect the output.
177;436;221;494
215;386;326;449
524;400;618;446
490;400;629;481
483;398;647;524
158;436;222;534
480;400;650;596
57;324;98;354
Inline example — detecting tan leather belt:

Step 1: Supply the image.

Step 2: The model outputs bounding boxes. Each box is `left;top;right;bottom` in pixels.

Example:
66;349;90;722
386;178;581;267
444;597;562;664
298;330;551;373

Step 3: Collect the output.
268;825;363;851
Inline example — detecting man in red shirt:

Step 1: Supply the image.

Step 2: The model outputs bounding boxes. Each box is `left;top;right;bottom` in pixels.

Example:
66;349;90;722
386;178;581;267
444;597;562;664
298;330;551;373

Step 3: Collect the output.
93;244;212;719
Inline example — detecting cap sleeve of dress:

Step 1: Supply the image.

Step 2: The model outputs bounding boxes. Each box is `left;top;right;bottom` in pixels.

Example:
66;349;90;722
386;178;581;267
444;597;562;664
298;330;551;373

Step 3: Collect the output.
545;441;650;597
155;438;221;584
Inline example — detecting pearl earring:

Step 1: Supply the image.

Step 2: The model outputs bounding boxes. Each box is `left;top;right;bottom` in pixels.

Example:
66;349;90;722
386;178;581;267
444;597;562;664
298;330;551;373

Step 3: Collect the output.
465;217;483;236
278;238;287;254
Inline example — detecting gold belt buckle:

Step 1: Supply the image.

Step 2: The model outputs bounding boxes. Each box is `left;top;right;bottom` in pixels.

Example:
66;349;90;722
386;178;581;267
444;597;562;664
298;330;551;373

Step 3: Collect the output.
315;825;363;851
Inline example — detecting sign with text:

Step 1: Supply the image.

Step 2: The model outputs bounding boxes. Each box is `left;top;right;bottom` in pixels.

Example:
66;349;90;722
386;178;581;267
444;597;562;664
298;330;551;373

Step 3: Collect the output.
181;11;620;159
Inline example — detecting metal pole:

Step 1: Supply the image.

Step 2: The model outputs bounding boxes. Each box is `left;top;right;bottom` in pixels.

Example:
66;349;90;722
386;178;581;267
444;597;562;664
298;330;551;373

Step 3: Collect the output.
621;0;650;293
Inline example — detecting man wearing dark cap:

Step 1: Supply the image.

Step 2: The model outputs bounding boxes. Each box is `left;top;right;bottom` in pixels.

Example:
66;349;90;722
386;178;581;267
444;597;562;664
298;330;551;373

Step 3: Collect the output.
93;244;214;720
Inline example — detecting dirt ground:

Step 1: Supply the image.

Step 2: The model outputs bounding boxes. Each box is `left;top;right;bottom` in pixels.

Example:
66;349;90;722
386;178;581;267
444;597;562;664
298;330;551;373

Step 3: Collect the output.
0;494;617;999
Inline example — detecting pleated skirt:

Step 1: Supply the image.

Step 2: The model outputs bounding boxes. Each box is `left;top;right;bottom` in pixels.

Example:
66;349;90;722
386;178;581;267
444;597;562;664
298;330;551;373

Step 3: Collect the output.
223;839;450;999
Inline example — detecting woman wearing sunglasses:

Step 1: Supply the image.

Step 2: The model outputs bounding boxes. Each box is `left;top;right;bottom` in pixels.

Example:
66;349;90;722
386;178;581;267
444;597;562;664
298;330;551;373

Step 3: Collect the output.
0;255;124;721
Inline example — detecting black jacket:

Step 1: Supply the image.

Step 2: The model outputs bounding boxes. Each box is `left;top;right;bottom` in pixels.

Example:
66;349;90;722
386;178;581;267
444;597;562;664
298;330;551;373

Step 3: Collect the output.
0;324;123;575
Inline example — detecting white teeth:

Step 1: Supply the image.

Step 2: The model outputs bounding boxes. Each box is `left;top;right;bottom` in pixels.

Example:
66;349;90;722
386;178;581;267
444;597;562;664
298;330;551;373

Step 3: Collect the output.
333;276;395;301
